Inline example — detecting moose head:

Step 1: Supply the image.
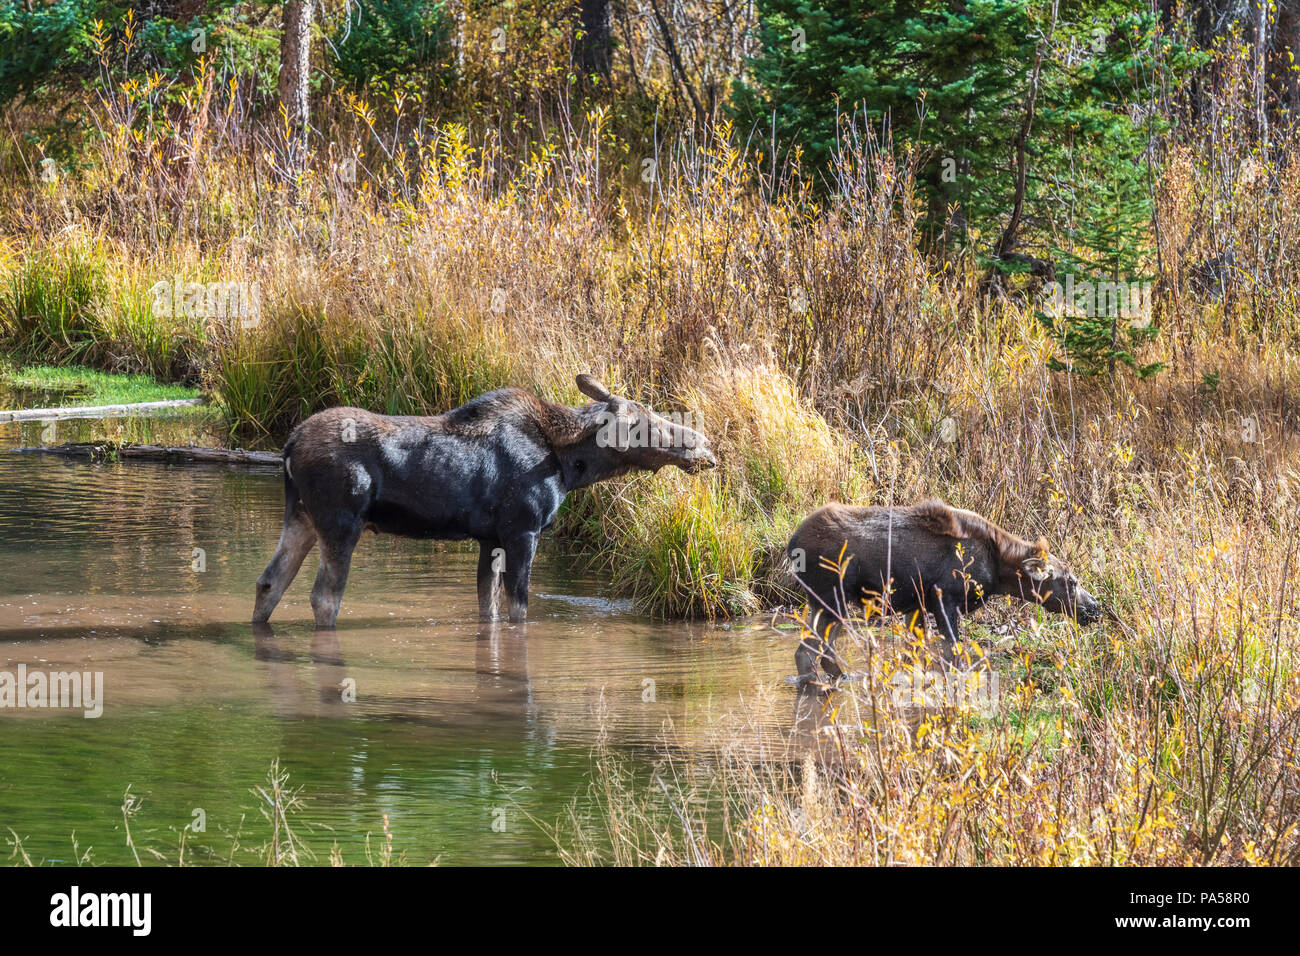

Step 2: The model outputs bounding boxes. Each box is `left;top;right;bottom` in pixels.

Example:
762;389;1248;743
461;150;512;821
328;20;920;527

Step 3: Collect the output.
572;373;716;478
1020;543;1103;624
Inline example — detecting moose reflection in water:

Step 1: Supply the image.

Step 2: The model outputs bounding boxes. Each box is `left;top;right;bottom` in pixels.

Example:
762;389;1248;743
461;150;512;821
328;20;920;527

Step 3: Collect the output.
252;619;537;730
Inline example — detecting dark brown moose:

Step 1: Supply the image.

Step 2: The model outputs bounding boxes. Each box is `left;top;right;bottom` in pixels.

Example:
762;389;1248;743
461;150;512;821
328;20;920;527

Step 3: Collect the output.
786;500;1102;682
253;375;715;628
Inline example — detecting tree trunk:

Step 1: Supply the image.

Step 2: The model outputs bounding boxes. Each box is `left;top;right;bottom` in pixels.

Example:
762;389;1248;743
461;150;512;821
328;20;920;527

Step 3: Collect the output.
14;442;282;467
1274;0;1300;114
279;0;313;190
648;0;704;126
578;0;614;78
987;4;1055;289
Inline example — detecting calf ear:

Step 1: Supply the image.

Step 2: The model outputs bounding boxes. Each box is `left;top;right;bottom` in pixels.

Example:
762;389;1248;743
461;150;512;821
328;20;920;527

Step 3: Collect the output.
576;373;613;403
1022;555;1052;582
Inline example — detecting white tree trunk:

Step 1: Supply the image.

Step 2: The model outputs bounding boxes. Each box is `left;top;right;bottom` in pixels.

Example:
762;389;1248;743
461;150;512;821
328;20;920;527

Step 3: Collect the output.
279;0;314;185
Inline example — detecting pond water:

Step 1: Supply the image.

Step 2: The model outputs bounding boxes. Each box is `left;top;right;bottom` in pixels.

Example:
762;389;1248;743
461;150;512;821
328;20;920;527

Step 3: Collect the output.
0;414;806;866
0;381;84;410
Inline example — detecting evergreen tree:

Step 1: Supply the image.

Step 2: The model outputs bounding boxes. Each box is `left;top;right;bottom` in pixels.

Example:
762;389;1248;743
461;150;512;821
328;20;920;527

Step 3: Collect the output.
734;0;1035;232
1035;8;1198;377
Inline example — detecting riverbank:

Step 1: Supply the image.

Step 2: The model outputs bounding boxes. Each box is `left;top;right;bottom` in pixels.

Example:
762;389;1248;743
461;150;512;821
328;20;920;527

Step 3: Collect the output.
4;258;1297;866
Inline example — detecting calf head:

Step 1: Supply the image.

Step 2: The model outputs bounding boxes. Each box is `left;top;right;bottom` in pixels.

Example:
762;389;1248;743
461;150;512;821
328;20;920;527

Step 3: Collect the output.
1018;542;1102;624
576;374;716;475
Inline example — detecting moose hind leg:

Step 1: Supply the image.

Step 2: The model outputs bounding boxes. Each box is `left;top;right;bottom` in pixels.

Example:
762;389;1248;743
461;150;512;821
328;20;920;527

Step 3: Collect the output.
310;520;363;629
253;510;316;623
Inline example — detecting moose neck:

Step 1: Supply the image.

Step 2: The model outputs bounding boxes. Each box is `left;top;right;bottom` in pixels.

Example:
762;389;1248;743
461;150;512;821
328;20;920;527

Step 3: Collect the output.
554;434;637;491
525;400;632;492
992;540;1039;599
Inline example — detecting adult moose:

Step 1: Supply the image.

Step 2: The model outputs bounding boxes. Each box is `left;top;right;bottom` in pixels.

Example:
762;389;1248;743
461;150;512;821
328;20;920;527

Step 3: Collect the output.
787;500;1102;683
253;374;715;627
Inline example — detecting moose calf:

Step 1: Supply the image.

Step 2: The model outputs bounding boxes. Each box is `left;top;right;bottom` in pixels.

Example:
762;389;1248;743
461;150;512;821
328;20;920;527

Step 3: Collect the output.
254;374;715;628
786;500;1101;682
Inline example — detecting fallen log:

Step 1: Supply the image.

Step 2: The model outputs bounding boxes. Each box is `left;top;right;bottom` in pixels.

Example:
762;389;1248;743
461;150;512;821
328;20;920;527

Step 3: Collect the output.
0;398;206;422
8;442;282;466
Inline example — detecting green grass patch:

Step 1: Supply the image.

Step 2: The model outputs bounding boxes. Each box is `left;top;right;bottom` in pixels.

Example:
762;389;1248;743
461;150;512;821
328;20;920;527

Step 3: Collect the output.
0;363;201;408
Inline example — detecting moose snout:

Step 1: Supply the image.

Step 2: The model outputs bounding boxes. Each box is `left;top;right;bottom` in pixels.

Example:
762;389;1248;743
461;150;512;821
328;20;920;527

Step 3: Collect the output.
687;440;718;472
1073;589;1103;624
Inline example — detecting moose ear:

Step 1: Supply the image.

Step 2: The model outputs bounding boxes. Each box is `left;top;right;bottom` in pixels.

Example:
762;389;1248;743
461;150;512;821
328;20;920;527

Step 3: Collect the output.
1022;555;1052;582
576;373;613;403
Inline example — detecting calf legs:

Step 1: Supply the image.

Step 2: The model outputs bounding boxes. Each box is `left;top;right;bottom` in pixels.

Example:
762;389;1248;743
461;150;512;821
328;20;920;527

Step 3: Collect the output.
819;635;845;680
796;590;968;682
796;611;844;684
253;509;316;623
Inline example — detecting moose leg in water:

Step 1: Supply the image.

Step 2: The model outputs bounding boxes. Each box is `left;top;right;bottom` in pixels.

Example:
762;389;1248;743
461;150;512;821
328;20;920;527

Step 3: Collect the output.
820;641;844;680
253;487;316;624
795;612;844;684
477;541;503;619
501;531;538;622
253;373;716;627
794;631;821;683
309;514;365;628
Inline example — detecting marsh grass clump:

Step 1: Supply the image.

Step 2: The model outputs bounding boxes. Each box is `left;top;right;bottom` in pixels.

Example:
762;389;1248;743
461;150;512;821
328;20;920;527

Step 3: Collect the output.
607;475;761;618
0;239;206;381
1;242;106;365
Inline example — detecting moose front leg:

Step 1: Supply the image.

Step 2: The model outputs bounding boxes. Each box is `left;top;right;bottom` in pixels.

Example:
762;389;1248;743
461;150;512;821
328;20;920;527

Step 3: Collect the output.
795;632;822;683
819;622;845;681
933;589;964;664
477;541;503;620
501;532;538;623
815;613;844;681
796;610;842;684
